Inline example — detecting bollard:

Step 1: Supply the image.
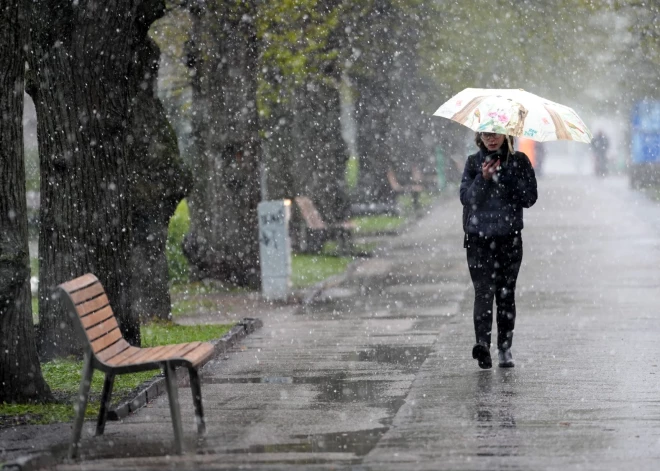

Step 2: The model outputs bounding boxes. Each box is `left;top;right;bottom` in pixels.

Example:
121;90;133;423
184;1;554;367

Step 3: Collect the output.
257;200;292;300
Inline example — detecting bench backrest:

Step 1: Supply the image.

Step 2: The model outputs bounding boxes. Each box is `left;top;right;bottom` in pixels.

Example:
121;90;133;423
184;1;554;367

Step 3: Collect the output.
294;196;326;230
386;169;404;192
58;273;131;360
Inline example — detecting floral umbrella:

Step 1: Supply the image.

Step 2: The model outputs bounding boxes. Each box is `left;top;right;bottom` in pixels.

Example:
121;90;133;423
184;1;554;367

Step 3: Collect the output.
433;88;592;144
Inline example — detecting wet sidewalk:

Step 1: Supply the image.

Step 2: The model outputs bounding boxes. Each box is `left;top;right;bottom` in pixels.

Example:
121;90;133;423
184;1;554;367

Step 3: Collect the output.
6;175;660;470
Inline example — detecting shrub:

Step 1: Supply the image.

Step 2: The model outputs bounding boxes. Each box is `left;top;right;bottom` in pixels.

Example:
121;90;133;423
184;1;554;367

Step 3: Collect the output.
166;199;190;284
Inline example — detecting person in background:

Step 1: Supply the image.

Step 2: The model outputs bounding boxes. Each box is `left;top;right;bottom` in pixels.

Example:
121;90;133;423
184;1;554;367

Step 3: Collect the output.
534;141;546;177
591;130;609;177
459;132;538;369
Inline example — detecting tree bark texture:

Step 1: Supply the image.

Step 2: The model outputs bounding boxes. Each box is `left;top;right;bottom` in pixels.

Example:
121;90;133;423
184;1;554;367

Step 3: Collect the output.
0;0;52;402
291;81;350;223
261;0;351;224
128;1;192;322
387;24;425;180
350;1;398;206
353;73;396;206
262;101;296;202
27;0;141;359
184;2;261;288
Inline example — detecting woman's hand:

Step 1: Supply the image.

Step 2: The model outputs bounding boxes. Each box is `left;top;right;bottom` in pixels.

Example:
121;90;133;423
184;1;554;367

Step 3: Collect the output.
481;158;501;180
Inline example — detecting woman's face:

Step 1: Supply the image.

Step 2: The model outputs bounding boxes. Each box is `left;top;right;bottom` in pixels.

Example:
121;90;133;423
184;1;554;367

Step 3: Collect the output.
481;132;505;151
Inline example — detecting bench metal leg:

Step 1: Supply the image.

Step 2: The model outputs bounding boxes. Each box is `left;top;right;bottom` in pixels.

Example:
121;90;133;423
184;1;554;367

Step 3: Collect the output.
96;372;115;436
164;362;183;454
188;368;206;435
69;352;94;459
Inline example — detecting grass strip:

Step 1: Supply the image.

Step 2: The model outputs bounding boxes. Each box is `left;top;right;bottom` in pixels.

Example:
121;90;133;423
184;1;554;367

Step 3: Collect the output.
291;254;352;289
0;321;233;427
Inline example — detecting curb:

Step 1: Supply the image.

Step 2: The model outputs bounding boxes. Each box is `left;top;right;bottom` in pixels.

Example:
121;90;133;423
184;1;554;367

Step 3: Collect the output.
108;317;263;421
300;194;449;307
1;318;262;471
1;453;57;471
300;256;364;306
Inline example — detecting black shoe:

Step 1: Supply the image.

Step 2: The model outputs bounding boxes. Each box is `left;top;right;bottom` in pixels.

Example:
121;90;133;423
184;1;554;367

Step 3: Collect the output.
498;348;514;368
472;343;492;369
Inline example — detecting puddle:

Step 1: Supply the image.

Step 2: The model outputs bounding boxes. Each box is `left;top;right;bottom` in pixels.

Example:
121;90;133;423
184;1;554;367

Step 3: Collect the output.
209;346;433;388
225;427;388;457
206;375;386;402
342;344;433;371
205;374;407;416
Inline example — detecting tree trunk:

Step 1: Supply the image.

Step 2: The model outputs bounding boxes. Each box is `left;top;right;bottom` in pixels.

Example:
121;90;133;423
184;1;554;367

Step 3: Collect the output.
291;81;350;223
353;73;396;206
27;0;141;359
184;2;261;288
0;0;52;402
262;102;296;201
388;25;425;181
128;2;192;322
350;1;398;207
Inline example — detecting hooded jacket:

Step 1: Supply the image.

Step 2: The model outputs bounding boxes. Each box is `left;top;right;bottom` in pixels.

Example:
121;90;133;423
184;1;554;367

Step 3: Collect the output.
460;147;537;237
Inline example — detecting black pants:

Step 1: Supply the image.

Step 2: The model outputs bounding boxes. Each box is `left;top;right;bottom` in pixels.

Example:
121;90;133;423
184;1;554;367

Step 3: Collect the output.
465;233;523;350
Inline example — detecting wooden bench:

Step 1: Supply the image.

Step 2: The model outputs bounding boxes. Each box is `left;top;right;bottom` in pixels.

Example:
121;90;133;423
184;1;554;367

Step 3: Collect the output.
386;168;424;212
293;196;355;253
56;273;215;459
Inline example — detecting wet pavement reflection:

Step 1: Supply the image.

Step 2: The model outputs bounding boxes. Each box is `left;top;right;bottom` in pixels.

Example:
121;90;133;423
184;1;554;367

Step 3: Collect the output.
30;177;660;470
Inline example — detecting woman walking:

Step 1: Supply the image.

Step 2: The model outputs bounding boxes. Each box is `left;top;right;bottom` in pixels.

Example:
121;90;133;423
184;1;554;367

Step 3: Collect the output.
460;132;537;369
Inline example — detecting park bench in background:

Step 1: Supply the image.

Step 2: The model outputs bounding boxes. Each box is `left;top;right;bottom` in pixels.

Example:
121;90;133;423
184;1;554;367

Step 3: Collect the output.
386;167;424;212
57;273;215;459
293;196;355;254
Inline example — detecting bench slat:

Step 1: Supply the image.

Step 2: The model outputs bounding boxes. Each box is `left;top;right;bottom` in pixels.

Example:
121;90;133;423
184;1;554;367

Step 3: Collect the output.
182;343;215;367
90;327;123;354
95;339;132;363
101;345;141;365
58;273;98;293
85;317;120;343
80;305;115;330
107;342;201;367
70;282;105;305
111;342;201;367
295;196;326;230
118;345;169;365
77;294;110;318
337;221;356;230
167;342;203;359
158;342;203;361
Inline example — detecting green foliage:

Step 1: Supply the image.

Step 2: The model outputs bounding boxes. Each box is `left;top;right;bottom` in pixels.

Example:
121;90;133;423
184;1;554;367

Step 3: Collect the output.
142;321;233;346
419;0;607;111
257;0;344;116
291;254;352;288
0;402;97;426
0;320;233;426
166;199;190;284
170;280;247;296
31;258;39;322
171;298;219;318
398;192;433;215
641;185;660;202
24;148;40;192
41;360;158;395
352;215;404;235
31;297;38;324
345;155;359;189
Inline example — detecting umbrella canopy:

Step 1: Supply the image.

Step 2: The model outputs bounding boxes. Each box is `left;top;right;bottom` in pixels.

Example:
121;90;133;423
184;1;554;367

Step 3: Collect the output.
433;88;592;144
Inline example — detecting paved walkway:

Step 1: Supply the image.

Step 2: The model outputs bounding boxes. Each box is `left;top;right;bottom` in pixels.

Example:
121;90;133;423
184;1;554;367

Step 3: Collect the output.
5;175;660;470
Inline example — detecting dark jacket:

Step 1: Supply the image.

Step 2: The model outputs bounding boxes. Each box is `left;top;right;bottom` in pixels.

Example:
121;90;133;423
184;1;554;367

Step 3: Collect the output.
460;148;537;236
